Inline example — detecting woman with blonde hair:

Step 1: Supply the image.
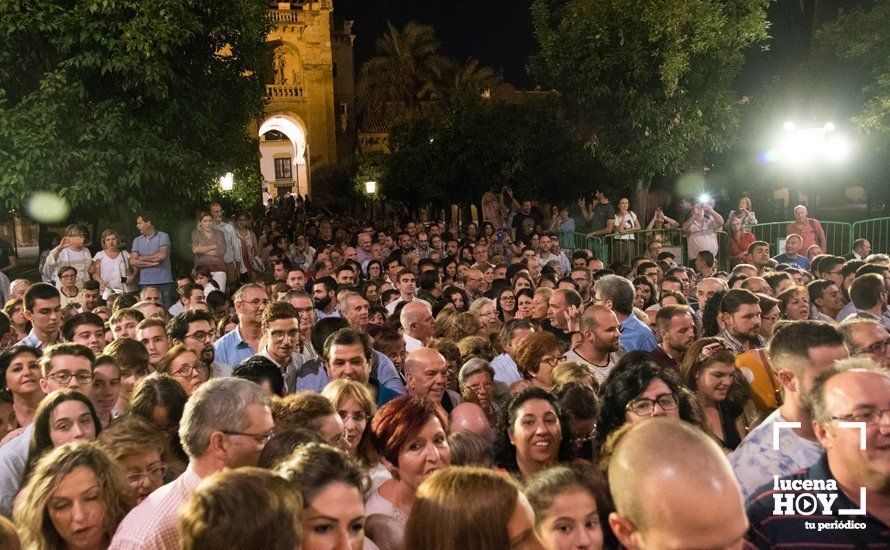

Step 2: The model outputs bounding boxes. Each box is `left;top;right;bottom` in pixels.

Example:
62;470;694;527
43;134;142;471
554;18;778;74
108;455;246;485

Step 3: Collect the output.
514;331;564;389
321;379;378;469
98;415;168;504
551;361;599;394
3;299;29;342
443;311;482;342
91;229;134;298
469;297;501;337
404;466;543;550
14;441;133;550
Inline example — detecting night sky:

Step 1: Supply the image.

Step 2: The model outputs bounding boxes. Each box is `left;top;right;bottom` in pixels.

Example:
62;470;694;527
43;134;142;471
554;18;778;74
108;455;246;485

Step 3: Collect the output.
335;0;816;92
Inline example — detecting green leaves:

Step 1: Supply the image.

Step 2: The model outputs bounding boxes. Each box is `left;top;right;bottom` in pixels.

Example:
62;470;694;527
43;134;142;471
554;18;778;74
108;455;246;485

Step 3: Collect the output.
530;0;769;182
0;0;271;220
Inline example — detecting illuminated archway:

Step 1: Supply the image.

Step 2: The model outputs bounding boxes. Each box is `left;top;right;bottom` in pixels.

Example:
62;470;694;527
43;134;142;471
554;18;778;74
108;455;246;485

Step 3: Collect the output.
259;114;309;197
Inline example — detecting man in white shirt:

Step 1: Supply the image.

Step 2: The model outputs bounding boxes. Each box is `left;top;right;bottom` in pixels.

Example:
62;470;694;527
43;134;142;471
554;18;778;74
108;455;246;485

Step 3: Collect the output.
401;301;435;353
562;305;622;383
490;319;535;386
210;202;242;288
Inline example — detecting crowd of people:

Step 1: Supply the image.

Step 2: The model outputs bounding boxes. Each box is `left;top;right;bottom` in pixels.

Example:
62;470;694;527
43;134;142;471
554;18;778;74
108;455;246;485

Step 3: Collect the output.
0;189;887;550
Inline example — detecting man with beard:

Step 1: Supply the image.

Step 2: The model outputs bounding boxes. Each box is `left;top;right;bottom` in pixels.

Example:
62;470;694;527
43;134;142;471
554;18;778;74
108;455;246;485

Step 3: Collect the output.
562;305;622;383
718;289;765;354
312;276;340;319
650;305;696;370
257;302;303;395
169;310;231;377
569;267;593;306
81;280;102;312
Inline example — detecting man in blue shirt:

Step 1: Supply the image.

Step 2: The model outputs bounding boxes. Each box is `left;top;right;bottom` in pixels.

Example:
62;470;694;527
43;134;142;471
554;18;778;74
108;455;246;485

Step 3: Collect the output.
772;233;811;270
594;274;657;352
130;212;174;308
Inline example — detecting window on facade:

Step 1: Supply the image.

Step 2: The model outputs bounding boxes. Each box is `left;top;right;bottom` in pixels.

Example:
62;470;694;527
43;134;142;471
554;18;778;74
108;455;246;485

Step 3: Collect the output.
274;158;293;180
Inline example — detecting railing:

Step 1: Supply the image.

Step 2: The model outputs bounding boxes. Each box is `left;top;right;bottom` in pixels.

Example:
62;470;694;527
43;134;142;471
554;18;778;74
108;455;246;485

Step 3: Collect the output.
851;218;890;257
266;85;304;100
556;218;890;270
751;221;850;257
269;10;301;24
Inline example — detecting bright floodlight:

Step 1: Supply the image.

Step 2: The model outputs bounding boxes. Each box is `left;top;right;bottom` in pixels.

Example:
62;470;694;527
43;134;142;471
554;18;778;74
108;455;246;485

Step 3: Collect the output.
825;135;850;162
824;122;835;132
698;193;712;204
219;172;234;191
768;122;850;167
365;181;377;194
783;121;795;131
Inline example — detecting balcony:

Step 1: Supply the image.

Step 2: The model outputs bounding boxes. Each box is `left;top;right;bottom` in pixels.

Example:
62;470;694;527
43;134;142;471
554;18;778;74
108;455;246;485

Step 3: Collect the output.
266;85;305;100
270;10;301;24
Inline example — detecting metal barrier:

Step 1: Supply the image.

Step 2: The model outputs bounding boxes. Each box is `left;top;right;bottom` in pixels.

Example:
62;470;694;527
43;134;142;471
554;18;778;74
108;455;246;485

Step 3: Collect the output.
602;228;689;265
851;218;890;257
751;220;851;257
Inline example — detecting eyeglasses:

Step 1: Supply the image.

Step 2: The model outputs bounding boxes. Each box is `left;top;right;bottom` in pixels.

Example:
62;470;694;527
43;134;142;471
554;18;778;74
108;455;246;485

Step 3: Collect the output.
171;363;208;378
270;330;300;342
185;330;217;342
222;430;274;445
573;426;597;445
125;465;167;484
851;338;890;357
829;407;890;426
539;356;561;368
626;393;679;416
467;381;494;394
47;371;94;384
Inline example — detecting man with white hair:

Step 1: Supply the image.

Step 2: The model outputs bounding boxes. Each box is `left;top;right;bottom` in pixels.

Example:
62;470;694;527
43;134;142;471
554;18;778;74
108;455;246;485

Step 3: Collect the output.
401;301;435;353
786;204;826;253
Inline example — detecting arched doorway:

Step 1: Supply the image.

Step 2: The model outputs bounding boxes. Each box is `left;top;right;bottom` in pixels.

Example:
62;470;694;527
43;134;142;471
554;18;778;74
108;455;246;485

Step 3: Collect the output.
259;114;309;200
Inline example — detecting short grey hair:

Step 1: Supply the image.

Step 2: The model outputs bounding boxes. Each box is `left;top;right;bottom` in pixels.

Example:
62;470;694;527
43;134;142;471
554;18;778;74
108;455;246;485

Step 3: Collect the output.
400;300;432;330
594;275;635;316
179;378;269;458
805;358;887;423
864;253;890;267
338;291;362;314
458;358;495;388
468;298;495;315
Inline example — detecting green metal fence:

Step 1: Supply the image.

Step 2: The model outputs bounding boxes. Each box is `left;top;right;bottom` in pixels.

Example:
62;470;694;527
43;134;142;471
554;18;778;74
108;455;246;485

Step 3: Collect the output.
851;218;890;257
557;218;890;268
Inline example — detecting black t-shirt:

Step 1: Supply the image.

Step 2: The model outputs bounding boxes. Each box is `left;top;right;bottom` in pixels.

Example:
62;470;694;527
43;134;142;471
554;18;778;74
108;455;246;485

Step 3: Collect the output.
512;209;542;243
590;202;615;232
0;239;15;270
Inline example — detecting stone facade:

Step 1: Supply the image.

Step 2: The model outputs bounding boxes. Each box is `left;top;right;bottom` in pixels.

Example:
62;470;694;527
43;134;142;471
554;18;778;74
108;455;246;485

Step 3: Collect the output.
257;1;355;199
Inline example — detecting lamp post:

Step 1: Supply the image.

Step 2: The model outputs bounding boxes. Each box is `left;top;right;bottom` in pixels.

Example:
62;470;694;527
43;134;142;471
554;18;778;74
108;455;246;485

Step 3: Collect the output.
365;181;377;218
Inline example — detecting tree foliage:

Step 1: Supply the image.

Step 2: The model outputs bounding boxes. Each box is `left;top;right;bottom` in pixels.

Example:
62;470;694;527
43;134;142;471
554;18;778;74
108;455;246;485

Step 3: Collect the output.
530;0;770;193
0;0;271;219
377;96;596;208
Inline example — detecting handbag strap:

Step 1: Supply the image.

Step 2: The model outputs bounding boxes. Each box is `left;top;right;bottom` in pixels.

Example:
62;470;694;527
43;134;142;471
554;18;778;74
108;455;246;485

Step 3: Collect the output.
759;349;783;407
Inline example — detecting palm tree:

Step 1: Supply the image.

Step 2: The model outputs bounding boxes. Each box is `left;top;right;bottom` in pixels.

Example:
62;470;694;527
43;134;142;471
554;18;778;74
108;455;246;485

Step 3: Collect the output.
357;22;450;109
443;58;502;102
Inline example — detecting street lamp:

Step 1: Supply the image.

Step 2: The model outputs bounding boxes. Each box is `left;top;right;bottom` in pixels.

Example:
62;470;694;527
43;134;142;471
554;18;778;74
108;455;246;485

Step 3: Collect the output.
364;181;377;195
219;172;234;192
763;122;851;167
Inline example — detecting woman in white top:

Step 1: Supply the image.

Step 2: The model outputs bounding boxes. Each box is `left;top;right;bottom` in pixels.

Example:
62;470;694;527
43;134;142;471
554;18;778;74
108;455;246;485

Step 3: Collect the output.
42;224;93;289
683;201;724;261
92;230;133;298
612;197;641;263
725;196;758;233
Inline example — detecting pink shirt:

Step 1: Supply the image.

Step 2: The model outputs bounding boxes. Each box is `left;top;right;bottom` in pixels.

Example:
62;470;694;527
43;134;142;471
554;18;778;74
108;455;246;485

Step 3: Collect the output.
109;464;202;550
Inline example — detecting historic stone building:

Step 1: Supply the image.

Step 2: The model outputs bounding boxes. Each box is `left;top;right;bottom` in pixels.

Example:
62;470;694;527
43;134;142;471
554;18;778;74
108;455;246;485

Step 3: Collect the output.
258;1;355;200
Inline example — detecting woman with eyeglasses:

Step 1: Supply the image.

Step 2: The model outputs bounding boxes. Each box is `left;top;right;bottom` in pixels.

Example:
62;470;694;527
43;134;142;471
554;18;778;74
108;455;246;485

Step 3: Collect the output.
458;359;499;425
514;332;565;390
128;374;189;478
469;297;501;338
155;345;209;396
98;415;169;502
497;287;517;323
681;338;749;450
595;351;702;451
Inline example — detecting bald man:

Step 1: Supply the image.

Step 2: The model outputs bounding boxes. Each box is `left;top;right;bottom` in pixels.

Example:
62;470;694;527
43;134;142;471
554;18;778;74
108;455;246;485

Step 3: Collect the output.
400;301;434;353
746;360;890;547
449;402;491;440
404;348;462;413
608;419;748;549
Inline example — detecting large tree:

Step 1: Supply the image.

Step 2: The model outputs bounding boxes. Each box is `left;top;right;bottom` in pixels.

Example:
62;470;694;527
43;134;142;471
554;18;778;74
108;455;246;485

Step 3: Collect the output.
0;0;271;219
530;0;770;214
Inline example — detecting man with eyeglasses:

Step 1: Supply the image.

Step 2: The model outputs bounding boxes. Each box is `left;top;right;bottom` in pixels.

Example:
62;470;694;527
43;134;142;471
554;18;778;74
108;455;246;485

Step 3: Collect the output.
110;378;272;550
214;283;267;370
839;317;890;371
0;343;96;516
169;310;230;378
286;289;318;361
747;360;890;547
730;321;849;500
569;267;593;306
256;302;303;394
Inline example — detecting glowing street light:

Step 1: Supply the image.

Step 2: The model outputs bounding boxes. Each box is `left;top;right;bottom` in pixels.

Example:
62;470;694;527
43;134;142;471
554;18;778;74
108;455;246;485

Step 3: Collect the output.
219;172;234;191
762;122;851;167
365;181;377;195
